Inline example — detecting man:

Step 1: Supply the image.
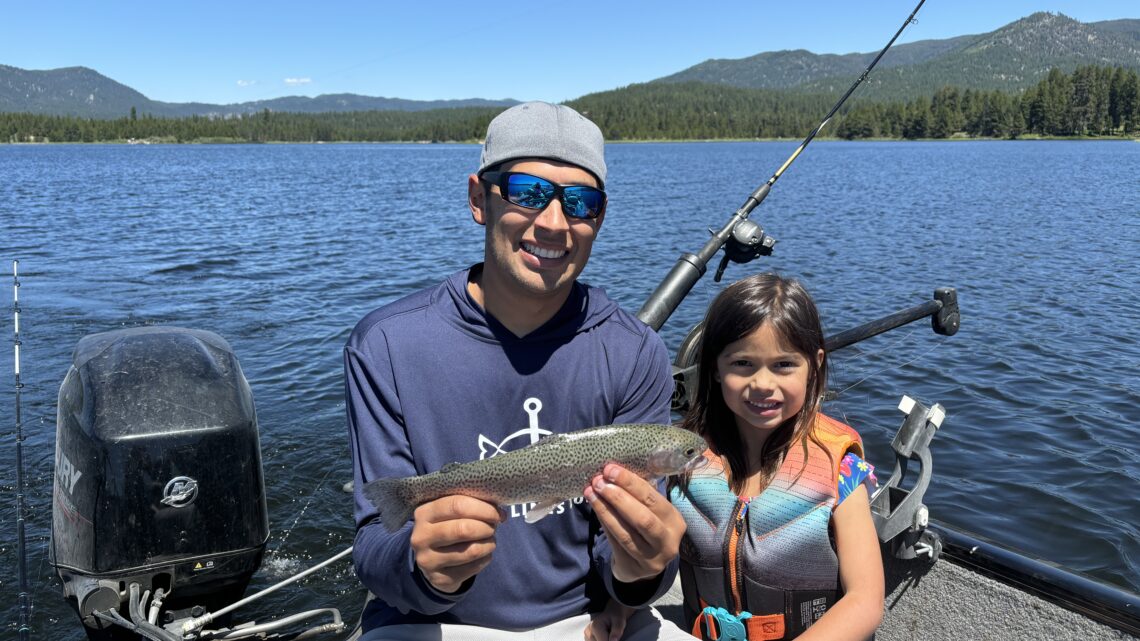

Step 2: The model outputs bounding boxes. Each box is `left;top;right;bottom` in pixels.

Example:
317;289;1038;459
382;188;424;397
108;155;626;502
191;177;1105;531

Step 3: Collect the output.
345;102;691;640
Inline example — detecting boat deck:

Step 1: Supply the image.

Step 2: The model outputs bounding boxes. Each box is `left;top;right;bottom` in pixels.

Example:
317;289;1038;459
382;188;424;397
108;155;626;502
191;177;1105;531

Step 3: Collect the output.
877;554;1133;641
652;551;1136;640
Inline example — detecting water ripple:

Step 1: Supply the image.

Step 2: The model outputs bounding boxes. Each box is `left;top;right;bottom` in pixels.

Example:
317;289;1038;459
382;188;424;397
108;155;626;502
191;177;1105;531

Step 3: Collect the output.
3;141;1137;638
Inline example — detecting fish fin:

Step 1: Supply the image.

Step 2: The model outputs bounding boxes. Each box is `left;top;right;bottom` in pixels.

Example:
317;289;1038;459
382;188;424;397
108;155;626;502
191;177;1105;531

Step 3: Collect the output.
362;477;416;532
524;499;562;524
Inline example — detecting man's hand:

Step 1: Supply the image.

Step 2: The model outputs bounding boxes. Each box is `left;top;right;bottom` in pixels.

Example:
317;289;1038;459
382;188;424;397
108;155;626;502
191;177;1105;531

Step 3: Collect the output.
584;463;686;584
409;495;504;593
584;598;636;641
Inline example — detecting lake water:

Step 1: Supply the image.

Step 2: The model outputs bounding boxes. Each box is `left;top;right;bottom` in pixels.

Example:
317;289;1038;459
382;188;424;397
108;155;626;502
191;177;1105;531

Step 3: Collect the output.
2;140;1138;638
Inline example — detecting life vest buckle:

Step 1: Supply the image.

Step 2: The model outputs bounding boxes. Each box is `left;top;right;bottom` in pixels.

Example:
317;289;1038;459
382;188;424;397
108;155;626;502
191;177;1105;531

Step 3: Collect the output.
699;606;752;641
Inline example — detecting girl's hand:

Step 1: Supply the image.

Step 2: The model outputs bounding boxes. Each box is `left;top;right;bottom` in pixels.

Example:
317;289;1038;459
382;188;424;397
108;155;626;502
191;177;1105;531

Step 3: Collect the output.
585;599;636;641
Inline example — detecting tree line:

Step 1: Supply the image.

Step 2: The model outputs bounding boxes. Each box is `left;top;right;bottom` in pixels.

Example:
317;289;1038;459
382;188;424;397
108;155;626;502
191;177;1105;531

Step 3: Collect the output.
833;66;1140;139
0;106;501;144
2;65;1137;144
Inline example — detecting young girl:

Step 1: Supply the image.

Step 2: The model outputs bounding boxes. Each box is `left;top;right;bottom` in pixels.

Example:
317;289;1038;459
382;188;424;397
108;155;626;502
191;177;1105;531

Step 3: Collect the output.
586;273;883;641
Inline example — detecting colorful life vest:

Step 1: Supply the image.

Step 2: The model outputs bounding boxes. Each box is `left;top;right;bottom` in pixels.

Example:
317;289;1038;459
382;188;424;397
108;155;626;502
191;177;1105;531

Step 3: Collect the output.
669;414;863;641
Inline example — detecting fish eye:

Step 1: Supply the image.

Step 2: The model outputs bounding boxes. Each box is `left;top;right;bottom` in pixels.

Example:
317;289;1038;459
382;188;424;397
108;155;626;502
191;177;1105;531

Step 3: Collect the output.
685;447;696;457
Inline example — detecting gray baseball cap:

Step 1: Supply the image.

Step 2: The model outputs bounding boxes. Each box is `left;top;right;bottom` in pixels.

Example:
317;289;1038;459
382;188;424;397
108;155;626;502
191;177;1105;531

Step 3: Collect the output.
477;101;607;187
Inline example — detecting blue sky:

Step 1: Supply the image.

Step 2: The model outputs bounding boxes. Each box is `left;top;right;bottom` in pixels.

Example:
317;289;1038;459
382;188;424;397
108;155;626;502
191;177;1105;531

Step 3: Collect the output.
3;1;1136;105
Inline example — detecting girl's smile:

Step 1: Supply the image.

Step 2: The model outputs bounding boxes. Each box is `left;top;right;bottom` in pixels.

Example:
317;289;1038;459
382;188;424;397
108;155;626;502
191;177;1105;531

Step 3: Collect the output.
744;399;782;415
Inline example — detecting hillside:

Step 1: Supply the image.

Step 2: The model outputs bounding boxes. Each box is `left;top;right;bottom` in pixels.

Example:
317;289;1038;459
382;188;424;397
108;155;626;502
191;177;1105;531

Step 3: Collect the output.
2;12;1139;119
657;13;1140;101
0;65;158;119
0;64;517;119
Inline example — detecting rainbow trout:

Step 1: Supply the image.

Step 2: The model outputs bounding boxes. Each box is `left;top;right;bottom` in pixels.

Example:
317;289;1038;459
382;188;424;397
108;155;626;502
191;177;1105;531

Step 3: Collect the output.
364;423;707;532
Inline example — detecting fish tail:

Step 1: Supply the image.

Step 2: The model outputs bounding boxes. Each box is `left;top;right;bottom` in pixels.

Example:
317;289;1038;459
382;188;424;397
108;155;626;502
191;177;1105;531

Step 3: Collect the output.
362;477;416;532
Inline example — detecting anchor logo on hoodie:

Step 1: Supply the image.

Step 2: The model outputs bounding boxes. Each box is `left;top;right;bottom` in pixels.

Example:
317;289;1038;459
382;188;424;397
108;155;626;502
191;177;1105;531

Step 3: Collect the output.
478;397;551;459
477;397;583;520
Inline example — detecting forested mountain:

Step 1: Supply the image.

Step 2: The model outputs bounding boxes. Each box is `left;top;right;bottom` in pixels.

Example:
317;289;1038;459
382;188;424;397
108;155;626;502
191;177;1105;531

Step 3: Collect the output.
6;64;1135;143
566;83;838;140
0;64;517;119
231;94;518;115
0;65;156;119
1091;19;1140;43
657;13;1140;100
2;12;1138;124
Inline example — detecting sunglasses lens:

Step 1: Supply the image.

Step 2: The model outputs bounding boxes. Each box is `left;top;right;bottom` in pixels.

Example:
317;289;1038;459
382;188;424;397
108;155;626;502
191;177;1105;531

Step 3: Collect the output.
504;174;556;209
562;187;605;219
500;173;605;219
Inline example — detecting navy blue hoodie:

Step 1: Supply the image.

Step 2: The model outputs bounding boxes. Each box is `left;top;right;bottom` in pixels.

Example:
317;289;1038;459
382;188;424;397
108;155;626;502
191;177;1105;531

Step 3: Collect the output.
345;265;676;632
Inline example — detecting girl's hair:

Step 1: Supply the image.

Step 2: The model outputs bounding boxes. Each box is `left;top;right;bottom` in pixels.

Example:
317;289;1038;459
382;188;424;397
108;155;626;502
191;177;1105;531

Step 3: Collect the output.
678;272;828;495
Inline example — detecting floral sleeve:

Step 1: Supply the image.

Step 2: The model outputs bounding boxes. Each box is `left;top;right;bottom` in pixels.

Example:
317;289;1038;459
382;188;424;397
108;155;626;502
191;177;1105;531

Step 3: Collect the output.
837;452;877;504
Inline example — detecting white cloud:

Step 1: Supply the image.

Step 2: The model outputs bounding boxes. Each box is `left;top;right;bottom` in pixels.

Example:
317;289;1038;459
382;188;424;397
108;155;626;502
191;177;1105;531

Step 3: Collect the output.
283;77;312;86
236;80;257;87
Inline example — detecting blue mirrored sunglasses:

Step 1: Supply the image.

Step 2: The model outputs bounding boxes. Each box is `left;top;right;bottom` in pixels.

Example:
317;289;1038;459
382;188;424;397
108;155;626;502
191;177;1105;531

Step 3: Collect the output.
480;171;606;220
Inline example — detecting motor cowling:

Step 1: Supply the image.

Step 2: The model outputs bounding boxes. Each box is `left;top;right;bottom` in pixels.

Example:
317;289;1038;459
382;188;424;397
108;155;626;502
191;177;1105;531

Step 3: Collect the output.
51;326;269;635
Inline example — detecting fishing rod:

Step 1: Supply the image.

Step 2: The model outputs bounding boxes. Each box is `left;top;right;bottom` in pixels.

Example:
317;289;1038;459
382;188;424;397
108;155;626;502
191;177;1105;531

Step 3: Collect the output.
637;0;927;331
12;260;31;640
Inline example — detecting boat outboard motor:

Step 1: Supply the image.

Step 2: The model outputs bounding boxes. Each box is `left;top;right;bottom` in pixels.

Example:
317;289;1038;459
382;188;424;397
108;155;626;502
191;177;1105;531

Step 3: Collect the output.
51;326;269;638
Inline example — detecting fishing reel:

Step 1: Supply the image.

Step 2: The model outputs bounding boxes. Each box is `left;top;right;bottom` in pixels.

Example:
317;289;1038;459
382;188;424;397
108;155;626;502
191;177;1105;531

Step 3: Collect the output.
713;219;776;282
